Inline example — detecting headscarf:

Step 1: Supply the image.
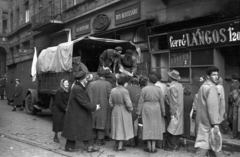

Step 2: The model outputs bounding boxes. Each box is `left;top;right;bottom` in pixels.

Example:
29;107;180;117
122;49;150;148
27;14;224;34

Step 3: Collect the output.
60;79;69;92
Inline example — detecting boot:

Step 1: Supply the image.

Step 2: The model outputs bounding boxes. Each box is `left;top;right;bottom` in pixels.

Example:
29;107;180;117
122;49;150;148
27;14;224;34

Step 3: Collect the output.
53;134;60;143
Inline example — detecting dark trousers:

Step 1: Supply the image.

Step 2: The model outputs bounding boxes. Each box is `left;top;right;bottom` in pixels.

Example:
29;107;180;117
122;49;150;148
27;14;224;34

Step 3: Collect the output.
232;105;239;136
166;132;181;149
195;148;222;157
94;129;105;140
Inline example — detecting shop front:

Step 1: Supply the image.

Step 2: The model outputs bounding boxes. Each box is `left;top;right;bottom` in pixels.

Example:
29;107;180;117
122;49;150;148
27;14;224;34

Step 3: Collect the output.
149;19;240;95
72;2;151;75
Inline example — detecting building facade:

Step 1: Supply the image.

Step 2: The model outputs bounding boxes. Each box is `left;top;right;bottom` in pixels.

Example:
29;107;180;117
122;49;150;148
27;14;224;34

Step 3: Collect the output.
2;0;240;99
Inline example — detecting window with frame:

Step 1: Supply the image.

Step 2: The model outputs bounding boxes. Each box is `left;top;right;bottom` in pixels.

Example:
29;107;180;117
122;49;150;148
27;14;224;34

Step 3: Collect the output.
25;2;30;23
149;34;214;83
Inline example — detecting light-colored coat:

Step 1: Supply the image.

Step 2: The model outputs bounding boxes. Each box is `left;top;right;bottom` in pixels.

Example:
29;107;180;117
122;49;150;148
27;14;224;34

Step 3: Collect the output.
166;81;184;135
137;83;165;140
194;79;221;150
109;86;134;140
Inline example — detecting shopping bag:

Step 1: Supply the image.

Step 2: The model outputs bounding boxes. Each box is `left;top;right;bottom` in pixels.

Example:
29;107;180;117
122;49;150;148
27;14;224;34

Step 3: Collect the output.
209;127;222;152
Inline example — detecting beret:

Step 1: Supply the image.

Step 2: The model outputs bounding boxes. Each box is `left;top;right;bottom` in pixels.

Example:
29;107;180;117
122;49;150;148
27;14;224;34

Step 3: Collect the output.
148;74;158;84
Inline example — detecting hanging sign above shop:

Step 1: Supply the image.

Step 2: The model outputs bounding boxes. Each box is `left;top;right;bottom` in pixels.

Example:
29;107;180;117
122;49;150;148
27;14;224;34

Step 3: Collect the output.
92;14;110;31
75;20;91;36
115;2;141;25
168;20;240;50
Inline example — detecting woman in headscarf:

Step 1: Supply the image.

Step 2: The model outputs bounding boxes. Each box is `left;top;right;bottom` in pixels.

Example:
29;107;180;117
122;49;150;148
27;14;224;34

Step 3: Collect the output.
109;75;134;151
52;79;70;143
137;74;165;153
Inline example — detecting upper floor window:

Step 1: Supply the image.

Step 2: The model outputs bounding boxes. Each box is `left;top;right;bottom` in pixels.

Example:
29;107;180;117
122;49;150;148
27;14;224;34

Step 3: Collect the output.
25;2;30;23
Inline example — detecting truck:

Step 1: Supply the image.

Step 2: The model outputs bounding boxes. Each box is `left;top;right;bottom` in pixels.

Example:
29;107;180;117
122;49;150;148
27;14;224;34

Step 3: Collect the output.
24;36;143;115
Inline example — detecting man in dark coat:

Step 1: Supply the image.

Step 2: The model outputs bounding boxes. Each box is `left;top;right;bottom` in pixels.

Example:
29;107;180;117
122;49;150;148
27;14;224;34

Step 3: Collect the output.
99;47;122;73
126;77;142;147
62;71;100;152
0;76;6;100
229;73;240;138
12;79;23;111
87;69;111;145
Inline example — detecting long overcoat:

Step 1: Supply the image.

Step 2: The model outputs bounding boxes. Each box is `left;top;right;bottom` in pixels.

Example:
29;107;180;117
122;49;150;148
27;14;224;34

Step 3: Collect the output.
87;79;111;130
126;85;142;122
166;81;184;135
183;93;193;138
13;84;23;106
52;87;69;132
137;83;165;140
109;85;134;140
62;82;96;141
194;79;221;150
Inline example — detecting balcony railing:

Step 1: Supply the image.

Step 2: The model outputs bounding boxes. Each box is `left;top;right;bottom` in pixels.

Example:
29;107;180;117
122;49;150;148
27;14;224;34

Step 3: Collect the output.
32;4;63;30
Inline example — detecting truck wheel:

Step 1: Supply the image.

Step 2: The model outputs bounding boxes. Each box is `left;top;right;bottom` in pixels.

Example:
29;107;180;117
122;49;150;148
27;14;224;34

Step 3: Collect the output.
25;94;38;115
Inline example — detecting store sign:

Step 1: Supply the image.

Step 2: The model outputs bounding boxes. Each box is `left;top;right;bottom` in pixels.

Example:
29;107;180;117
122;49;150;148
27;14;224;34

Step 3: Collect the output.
92;14;110;31
115;2;141;25
168;20;240;50
75;20;91;36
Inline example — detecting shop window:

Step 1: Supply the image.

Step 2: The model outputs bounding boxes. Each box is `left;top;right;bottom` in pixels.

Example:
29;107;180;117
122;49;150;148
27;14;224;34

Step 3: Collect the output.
191;49;213;66
116;28;134;41
170;67;190;83
191;67;208;83
153;53;169;68
170;51;190;67
133;25;147;43
220;46;240;79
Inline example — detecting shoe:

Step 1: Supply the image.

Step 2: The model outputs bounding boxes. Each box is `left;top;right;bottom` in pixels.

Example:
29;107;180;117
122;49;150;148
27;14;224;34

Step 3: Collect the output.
164;146;177;152
19;108;24;111
117;147;126;151
144;148;151;153
230;135;239;139
65;148;79;152
87;146;100;152
12;108;16;111
53;135;60;143
151;149;157;153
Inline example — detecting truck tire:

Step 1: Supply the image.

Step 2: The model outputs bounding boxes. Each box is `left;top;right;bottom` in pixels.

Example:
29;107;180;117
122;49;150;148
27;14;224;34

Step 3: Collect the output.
25;94;38;115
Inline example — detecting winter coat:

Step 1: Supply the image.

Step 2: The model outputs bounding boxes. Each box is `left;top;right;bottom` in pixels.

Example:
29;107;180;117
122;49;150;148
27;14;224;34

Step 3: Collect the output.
194;79;221;150
137;83;165;140
61;82;96;141
52;87;69;132
109;85;134;140
166;81;184;135
120;55;137;74
183;94;193;138
0;78;6;95
99;49;121;73
13;84;23;106
216;84;226;122
87;79;111;130
126;85;142;122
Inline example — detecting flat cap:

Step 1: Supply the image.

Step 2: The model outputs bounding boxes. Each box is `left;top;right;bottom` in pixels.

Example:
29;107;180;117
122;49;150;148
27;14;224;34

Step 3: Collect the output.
74;71;86;80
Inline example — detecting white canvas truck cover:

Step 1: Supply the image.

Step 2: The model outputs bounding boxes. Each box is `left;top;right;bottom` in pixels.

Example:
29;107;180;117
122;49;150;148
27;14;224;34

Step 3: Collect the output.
36;36;141;73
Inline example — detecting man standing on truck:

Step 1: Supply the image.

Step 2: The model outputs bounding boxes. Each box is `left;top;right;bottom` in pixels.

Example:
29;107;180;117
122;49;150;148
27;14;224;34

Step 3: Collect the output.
87;69;112;146
62;71;101;152
99;46;122;74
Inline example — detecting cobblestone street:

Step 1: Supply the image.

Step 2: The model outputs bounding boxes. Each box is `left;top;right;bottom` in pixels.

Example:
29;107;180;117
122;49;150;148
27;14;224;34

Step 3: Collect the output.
0;100;239;157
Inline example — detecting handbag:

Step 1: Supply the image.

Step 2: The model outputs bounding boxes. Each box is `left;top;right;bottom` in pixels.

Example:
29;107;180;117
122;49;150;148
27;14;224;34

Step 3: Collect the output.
209;127;222;152
219;120;230;134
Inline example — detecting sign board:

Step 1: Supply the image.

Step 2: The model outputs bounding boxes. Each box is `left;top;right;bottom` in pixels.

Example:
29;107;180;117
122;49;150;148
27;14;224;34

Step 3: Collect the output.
168;20;240;50
75;20;91;36
115;2;141;25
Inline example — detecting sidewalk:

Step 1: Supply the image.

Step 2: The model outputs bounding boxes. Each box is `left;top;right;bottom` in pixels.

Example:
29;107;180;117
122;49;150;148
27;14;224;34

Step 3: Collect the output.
0;135;65;157
0;99;239;157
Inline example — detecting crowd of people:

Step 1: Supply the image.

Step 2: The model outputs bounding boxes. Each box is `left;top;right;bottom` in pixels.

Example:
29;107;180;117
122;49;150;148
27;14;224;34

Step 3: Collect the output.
50;46;240;156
